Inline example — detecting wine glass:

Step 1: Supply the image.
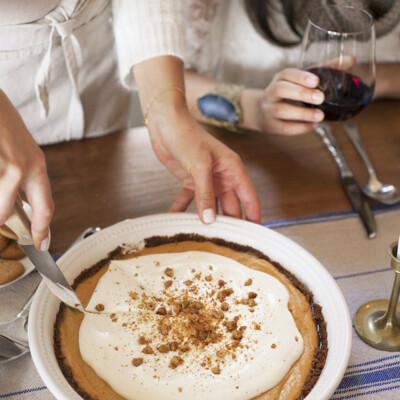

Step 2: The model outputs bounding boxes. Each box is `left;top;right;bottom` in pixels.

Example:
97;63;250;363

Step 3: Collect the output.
298;5;375;122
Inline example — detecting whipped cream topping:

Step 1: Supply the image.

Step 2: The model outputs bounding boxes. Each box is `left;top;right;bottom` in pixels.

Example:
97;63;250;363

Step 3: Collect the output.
79;251;303;400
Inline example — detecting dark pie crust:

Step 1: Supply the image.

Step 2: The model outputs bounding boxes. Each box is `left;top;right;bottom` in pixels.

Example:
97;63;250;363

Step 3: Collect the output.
54;233;328;400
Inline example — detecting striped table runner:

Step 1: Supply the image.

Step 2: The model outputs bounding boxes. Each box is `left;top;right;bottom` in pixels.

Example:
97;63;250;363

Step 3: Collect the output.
269;204;400;399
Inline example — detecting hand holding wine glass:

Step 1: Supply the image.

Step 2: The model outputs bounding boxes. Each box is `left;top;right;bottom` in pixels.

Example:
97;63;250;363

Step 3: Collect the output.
299;5;378;240
299;5;375;122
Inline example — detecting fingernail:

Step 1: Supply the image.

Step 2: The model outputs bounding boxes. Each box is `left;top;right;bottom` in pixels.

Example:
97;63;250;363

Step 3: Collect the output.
202;208;215;224
40;237;49;251
312;92;324;103
314;110;324;121
307;75;318;86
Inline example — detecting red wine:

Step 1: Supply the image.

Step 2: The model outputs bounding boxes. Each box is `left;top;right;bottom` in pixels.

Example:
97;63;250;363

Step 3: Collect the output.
308;67;374;121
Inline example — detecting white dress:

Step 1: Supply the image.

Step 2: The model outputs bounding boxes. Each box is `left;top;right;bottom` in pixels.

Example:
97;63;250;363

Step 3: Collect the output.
0;0;185;145
185;0;400;89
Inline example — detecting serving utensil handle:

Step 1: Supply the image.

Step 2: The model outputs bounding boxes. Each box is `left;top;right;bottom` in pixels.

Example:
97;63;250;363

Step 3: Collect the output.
5;202;34;246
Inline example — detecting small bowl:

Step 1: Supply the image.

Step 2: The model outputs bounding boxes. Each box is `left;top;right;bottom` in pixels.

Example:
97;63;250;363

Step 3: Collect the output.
28;213;352;400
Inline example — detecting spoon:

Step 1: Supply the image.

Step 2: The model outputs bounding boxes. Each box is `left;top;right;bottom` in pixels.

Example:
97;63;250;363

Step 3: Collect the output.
344;123;400;205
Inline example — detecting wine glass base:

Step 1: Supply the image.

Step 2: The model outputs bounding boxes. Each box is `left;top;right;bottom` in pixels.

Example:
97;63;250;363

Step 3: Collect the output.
354;299;400;351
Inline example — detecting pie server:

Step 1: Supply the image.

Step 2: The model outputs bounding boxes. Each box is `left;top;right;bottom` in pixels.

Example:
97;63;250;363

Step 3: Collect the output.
5;202;85;312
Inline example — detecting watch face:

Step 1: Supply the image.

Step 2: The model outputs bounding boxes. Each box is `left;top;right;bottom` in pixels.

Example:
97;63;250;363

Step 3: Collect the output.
198;94;240;124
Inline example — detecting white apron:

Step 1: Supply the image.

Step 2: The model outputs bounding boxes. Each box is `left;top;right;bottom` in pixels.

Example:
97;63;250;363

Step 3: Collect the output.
0;0;133;145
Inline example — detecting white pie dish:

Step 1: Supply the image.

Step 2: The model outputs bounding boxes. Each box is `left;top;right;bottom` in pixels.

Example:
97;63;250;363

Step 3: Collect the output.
28;213;352;400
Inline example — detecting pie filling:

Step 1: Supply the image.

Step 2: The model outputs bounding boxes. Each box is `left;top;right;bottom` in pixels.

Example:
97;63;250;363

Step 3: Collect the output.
54;234;327;400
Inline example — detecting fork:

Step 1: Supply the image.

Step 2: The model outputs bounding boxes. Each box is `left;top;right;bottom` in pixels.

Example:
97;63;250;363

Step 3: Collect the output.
0;280;38;346
0;333;29;364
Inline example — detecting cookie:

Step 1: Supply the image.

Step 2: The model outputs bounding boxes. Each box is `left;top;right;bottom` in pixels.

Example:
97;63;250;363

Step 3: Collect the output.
0;240;25;260
0;234;9;252
0;225;18;240
0;260;25;285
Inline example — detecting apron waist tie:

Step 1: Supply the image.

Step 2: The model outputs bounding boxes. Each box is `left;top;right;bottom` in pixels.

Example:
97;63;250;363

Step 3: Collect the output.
34;13;84;141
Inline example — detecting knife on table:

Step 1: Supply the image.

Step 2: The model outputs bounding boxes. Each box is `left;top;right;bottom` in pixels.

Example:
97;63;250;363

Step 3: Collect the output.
315;124;377;239
5;202;85;311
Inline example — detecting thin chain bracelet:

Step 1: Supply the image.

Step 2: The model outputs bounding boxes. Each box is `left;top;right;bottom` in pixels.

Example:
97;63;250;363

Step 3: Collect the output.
143;86;186;126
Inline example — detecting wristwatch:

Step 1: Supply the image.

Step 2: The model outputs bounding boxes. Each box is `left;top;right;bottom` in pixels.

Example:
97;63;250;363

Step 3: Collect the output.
197;83;245;132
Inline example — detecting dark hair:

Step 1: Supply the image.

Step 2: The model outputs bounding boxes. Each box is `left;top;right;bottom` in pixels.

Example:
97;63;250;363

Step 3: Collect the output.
243;0;309;47
243;0;395;46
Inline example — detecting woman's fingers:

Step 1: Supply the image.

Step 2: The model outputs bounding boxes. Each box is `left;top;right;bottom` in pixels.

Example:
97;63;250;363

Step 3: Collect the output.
319;55;356;70
169;187;194;212
219;190;242;219
190;155;217;224
267;79;324;105
258;68;327;135
146;100;260;224
273;68;320;88
233;173;260;224
213;149;261;223
265;101;324;122
23;175;54;251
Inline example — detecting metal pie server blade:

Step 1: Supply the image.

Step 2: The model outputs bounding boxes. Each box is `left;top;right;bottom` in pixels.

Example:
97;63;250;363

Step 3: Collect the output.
5;202;85;312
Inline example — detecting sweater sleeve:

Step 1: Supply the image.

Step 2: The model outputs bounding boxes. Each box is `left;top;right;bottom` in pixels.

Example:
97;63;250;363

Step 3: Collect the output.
111;0;185;88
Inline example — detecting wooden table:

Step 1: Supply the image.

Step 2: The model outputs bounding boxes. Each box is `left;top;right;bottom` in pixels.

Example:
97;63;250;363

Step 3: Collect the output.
42;99;400;254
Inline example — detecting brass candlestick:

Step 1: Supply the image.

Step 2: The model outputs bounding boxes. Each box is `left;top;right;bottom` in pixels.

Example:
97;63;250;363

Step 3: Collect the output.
354;242;400;351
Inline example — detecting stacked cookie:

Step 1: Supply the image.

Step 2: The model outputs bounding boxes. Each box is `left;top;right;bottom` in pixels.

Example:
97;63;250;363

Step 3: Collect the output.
0;226;25;285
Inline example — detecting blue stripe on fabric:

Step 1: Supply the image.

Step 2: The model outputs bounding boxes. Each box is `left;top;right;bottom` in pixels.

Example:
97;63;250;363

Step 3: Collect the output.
331;384;400;400
262;203;400;229
0;387;47;398
343;361;400;377
334;378;400;395
334;267;392;280
337;365;400;389
347;355;400;370
262;210;356;229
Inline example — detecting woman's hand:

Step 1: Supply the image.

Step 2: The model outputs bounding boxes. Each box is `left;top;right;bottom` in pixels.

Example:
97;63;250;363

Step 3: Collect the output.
134;56;261;225
148;104;260;224
241;68;325;135
0;90;54;250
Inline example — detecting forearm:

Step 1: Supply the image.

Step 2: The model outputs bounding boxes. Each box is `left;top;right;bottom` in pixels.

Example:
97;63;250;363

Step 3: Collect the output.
184;70;263;132
133;56;187;127
374;63;400;99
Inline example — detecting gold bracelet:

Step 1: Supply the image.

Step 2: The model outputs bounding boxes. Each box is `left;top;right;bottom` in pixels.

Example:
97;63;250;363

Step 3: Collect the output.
143;86;186;126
